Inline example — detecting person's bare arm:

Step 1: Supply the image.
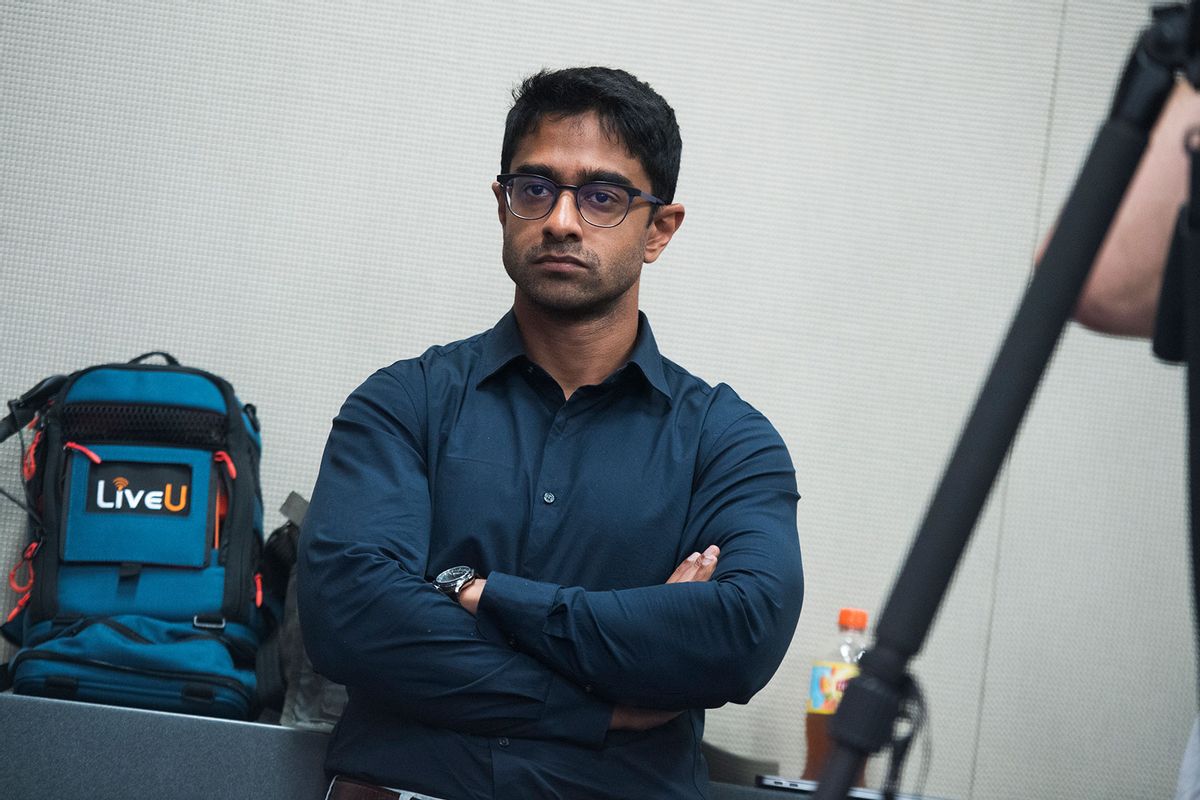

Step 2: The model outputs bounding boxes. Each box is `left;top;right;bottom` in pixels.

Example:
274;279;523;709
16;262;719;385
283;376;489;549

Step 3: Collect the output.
1050;80;1200;337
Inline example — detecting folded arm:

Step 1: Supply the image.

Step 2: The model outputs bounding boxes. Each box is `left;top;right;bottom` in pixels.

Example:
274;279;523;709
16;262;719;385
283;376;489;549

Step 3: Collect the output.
474;409;804;709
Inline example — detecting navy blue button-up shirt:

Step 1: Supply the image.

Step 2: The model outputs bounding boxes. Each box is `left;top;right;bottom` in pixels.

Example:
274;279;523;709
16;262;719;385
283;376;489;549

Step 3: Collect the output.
298;311;803;799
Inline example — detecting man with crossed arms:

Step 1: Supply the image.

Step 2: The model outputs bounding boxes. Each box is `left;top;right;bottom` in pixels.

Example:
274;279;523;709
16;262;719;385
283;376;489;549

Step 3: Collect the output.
299;66;804;800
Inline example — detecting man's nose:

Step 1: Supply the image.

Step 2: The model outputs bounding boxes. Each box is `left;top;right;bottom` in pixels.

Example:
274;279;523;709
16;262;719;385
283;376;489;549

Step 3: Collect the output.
541;190;583;239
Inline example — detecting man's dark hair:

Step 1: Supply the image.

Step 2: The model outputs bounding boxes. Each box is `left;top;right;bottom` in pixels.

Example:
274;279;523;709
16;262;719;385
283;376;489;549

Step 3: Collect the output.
501;67;682;203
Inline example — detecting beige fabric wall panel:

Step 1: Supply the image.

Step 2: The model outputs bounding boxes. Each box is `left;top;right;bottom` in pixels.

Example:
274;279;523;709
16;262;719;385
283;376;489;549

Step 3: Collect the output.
0;3;1191;798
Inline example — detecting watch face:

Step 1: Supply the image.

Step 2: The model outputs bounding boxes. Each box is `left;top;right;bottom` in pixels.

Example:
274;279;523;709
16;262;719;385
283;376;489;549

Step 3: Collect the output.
436;565;473;585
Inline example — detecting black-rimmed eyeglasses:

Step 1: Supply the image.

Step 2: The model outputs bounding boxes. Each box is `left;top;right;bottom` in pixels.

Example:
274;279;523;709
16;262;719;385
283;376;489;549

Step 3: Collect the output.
496;173;665;228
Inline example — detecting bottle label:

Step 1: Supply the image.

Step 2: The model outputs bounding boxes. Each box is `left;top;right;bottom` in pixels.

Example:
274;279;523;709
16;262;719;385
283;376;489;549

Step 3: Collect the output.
807;660;859;714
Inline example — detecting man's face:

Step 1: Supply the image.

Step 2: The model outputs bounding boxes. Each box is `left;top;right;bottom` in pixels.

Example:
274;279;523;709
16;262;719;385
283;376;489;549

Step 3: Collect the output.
493;112;679;322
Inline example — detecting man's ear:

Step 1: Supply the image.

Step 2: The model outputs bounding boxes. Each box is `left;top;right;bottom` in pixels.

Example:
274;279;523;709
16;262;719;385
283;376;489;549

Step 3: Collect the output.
492;182;507;226
643;203;685;264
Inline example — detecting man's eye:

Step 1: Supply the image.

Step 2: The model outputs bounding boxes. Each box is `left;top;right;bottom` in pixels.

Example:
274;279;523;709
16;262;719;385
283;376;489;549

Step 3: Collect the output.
521;181;553;198
582;187;619;206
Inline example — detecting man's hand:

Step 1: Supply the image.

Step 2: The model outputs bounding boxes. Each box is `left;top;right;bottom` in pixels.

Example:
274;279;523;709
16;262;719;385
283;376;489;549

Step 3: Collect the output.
458;578;486;615
608;545;721;732
665;544;720;584
610;705;684;731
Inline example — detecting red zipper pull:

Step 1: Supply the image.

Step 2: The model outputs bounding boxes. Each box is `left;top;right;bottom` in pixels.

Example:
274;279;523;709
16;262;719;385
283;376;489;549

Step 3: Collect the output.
214;451;237;480
5;592;30;624
64;442;101;464
254;573;263;608
22;429;43;481
9;541;39;594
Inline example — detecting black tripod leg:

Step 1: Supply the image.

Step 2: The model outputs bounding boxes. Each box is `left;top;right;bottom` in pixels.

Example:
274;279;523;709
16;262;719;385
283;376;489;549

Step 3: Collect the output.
1184;192;1200;708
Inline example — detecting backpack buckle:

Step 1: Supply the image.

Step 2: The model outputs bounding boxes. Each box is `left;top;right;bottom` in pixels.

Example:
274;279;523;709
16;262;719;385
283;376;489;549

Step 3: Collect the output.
193;614;226;631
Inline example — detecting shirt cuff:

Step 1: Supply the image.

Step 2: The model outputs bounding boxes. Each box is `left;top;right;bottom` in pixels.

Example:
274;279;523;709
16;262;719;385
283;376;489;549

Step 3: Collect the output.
478;571;559;649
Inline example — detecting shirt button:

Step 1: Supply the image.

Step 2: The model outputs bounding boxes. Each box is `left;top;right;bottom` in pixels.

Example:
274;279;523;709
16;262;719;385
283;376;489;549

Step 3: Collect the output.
542;491;556;504
498;737;510;747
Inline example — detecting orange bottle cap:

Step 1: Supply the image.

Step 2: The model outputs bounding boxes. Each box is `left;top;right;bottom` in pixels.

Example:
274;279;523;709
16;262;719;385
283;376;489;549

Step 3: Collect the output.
838;607;868;630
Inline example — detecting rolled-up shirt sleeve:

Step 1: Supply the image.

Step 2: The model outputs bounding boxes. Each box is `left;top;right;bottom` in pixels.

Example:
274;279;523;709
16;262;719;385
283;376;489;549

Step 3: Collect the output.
476;409;803;709
297;369;612;746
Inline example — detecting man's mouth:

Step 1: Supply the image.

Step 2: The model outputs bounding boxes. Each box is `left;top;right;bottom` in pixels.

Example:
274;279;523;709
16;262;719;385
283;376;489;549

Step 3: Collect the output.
533;253;588;269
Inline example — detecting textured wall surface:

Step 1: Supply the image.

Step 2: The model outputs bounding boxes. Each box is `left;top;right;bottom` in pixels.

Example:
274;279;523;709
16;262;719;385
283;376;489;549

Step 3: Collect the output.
0;2;1192;798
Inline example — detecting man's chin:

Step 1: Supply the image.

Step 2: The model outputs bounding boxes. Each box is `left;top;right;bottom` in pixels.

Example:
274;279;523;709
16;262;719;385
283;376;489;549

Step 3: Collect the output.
518;290;617;323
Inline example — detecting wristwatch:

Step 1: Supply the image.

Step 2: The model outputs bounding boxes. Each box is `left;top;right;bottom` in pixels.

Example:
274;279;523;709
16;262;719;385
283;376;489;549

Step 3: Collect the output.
433;565;477;601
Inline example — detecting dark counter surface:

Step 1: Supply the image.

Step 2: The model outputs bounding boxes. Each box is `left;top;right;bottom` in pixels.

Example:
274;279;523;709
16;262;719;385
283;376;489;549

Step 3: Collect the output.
0;692;811;799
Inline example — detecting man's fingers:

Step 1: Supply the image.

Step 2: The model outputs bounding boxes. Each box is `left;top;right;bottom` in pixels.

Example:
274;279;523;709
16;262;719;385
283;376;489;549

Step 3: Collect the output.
666;552;703;584
665;545;720;584
694;545;719;580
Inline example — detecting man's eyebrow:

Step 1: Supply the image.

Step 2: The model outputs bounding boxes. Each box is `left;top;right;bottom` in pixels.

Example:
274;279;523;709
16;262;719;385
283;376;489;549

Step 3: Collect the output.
513;163;636;187
577;168;635;186
512;163;559;181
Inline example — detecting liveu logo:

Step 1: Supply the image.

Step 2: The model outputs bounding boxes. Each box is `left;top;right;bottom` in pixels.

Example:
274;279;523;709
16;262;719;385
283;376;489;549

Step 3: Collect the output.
86;461;193;517
94;477;187;512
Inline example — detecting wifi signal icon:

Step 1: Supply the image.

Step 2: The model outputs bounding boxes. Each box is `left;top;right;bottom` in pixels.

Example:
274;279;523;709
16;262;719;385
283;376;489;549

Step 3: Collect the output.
112;477;129;491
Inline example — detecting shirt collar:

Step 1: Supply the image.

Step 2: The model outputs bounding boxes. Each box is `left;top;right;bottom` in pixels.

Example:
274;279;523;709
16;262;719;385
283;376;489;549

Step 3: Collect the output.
624;312;673;403
476;309;673;404
477;309;528;385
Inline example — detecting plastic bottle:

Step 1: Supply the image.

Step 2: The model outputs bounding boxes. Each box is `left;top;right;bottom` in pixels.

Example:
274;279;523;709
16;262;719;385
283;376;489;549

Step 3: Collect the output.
801;607;869;784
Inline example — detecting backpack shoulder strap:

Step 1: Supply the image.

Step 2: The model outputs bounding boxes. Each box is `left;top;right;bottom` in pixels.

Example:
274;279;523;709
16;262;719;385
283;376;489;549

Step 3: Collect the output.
0;375;68;444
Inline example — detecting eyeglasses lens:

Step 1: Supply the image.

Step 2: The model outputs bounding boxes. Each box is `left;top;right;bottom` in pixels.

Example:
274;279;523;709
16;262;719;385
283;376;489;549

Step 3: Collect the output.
506;176;632;227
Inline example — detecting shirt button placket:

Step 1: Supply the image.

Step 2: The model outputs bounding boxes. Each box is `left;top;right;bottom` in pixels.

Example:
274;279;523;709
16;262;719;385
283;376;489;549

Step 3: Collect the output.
525;410;567;570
